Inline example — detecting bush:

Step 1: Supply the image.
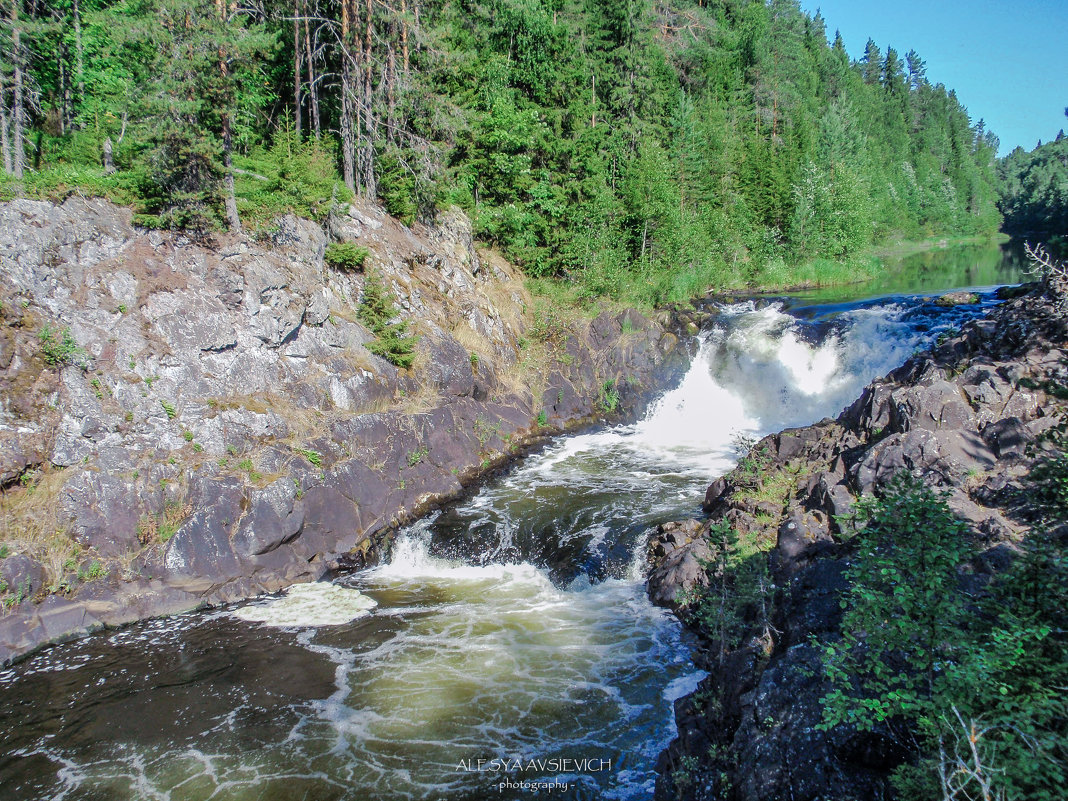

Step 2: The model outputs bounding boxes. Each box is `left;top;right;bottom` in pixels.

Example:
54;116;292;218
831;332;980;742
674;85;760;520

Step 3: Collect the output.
357;271;418;369
821;471;1068;800
38;325;83;368
324;242;370;271
821;474;973;730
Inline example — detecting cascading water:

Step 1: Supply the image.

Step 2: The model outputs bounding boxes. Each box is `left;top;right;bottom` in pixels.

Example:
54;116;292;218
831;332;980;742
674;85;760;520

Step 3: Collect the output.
0;286;1009;801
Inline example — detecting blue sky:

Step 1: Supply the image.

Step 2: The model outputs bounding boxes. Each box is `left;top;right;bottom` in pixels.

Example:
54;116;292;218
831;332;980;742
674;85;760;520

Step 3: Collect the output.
799;1;1067;155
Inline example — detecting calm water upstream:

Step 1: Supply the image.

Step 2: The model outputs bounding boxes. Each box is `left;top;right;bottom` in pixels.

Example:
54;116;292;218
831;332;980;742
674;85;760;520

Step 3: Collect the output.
0;244;1023;800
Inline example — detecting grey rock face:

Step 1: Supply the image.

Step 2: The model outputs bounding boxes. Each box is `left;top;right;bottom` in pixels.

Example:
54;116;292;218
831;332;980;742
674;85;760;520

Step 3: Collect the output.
646;520;712;611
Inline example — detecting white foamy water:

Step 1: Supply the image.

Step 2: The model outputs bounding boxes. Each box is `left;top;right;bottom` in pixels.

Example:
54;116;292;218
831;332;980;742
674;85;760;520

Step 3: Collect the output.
232;583;378;627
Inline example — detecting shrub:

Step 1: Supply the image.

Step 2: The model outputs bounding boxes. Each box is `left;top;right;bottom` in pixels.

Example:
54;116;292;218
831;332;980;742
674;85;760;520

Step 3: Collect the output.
357;271;418;369
297;448;322;467
598;380;620;413
821;471;1068;800
38;324;83;367
689;520;774;666
821;473;973;732
324;241;370;271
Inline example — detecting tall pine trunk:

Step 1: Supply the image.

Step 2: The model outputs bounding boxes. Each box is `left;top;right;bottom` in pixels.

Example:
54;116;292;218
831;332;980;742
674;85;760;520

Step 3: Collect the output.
0;70;11;175
11;0;24;179
293;0;302;138
340;0;355;192
358;0;375;199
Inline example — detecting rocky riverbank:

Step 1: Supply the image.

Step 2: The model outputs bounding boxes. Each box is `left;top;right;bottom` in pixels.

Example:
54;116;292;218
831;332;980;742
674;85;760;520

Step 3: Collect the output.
648;282;1067;800
0;197;692;664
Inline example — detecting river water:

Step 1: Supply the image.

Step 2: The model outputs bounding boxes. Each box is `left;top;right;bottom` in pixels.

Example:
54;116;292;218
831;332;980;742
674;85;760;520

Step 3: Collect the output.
0;244;1024;800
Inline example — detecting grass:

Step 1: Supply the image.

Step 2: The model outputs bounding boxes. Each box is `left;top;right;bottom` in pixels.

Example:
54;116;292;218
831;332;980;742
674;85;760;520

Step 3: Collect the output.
395;380;442;415
0;467;89;597
138;498;193;545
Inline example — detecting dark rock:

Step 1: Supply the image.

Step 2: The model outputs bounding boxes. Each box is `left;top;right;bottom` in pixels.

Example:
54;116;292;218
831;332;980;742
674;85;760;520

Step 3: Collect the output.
771;506;831;577
982;416;1035;459
35;597;104;643
162;477;244;587
995;283;1035;300
889;380;976;432
64;472;142;556
0;554;47;598
232;478;304;558
935;291;980;306
729;644;890;801
295;485;365;560
647;520;711;611
423;334;476;398
703;477;731;512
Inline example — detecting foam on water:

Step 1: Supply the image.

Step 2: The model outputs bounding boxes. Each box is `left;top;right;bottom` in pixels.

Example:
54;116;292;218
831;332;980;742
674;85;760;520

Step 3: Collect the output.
231;582;378;627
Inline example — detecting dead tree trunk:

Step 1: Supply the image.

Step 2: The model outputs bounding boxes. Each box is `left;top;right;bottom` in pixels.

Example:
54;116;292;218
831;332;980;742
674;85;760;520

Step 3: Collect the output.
358;0;376;199
293;0;302;138
102;136;115;174
400;0;408;76
303;1;320;138
11;0;25;179
385;29;396;145
340;0;356;192
0;71;12;175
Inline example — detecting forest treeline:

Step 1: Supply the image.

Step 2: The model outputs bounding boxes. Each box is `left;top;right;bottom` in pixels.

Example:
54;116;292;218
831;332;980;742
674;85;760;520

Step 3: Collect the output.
0;0;1002;302
998;121;1068;250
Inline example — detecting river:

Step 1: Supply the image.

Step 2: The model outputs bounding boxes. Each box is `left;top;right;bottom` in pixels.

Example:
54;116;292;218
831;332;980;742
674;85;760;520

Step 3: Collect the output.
0;243;1024;800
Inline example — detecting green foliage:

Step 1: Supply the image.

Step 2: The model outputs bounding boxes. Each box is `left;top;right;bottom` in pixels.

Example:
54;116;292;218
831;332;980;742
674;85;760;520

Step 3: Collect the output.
160;400;177;420
821;474;973;730
597;380;620;414
357;271;418;369
998;131;1068;239
821;471;1068;800
688;520;774;665
3;0;1001;300
235;126;351;226
536;409;547;427
79;560;107;582
324;242;370;272
38;325;83;368
297;448;322;468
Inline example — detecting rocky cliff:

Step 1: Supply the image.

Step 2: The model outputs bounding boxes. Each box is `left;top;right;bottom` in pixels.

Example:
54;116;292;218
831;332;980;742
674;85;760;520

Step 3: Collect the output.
0;197;691;663
648;283;1067;800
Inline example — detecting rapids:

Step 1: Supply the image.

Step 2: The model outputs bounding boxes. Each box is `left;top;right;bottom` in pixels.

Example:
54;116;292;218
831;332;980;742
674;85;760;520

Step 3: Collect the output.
0;261;1019;800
